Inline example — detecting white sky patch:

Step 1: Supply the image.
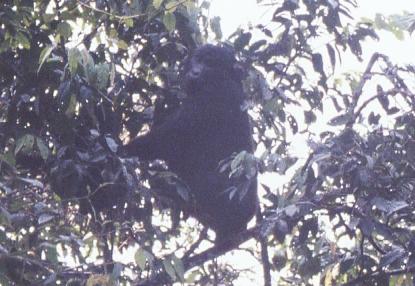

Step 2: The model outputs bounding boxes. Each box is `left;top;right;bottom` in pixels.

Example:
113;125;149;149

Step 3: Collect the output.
356;0;415;17
210;0;415;34
210;0;272;36
210;0;415;63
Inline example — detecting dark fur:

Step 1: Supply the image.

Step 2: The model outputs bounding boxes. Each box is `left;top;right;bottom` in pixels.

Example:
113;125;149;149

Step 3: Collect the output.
121;44;258;242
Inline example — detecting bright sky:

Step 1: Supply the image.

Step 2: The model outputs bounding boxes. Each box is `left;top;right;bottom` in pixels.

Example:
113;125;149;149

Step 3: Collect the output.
210;0;415;32
210;0;415;65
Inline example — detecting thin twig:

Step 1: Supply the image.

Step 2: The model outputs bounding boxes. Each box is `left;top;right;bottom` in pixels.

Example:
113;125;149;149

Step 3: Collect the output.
346;53;382;127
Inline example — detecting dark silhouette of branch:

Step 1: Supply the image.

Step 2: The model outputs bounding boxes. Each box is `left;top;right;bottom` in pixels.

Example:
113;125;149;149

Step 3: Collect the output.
184;226;259;270
257;210;272;286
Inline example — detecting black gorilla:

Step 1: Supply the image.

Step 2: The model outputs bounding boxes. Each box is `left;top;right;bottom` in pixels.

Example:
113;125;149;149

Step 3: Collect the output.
121;44;258;243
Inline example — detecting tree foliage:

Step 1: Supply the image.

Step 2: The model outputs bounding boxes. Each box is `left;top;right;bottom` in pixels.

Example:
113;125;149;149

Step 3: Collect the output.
0;0;415;285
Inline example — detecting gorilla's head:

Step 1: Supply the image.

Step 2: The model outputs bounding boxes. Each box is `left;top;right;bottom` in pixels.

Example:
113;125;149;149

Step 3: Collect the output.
183;44;244;95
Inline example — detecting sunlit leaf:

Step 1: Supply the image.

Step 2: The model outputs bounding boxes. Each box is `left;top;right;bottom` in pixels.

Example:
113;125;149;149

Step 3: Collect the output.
57;22;72;39
153;0;163;9
38;45;54;73
68;48;81;76
163;12;176;32
16;32;30;49
117;39;129;50
165;1;179;11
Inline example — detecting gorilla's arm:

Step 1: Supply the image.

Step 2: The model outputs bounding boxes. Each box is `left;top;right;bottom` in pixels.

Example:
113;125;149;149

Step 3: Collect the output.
120;102;198;161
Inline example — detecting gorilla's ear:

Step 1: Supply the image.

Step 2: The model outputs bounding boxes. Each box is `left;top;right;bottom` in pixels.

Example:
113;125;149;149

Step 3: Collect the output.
232;63;246;81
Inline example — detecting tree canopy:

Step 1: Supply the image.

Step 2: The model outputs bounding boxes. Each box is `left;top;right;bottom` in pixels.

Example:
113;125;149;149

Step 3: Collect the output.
1;0;415;285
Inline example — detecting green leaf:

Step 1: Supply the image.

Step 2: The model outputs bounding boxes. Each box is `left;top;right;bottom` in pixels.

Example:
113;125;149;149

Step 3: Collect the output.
16;32;30;49
82;50;97;85
36;138;50;161
96;63;110;90
43;243;58;263
15;134;35;155
117;40;129;50
134;248;147;270
135;249;147;270
65;93;77;117
0;207;12;226
111;263;122;279
42;13;55;23
163;12;176;32
123;18;134;28
153;0;163;9
185;270;199;283
0;40;10;53
134;248;154;270
171;256;185;282
38;45;54;73
57;22;72;39
390;28;404;40
0;152;16;167
165;1;179;11
163;259;177;280
68;48;81;76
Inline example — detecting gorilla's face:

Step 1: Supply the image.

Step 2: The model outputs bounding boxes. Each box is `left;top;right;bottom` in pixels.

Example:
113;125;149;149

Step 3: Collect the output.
183;45;243;95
